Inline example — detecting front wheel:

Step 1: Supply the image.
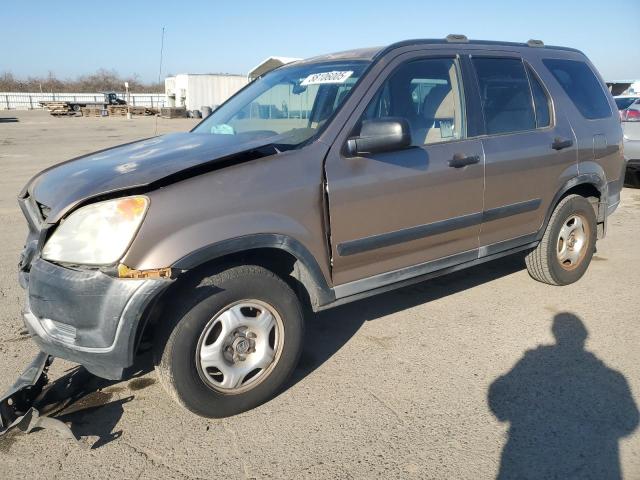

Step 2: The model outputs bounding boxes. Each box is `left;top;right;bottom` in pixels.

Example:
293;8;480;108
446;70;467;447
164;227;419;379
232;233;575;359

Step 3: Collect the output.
525;194;597;286
154;265;304;417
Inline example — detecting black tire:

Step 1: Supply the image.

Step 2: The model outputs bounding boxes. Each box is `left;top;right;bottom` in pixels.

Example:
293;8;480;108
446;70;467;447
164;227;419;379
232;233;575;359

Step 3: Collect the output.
72;104;81;112
525;194;597;286
624;169;640;188
154;265;304;417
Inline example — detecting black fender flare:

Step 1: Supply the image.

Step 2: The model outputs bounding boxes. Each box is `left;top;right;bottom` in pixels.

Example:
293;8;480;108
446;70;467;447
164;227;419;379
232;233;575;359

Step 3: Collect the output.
172;233;335;308
536;174;607;241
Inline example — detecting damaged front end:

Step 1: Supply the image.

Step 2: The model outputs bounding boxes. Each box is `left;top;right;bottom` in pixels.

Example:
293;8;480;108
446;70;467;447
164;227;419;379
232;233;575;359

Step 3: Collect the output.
17;190;173;381
0;353;76;441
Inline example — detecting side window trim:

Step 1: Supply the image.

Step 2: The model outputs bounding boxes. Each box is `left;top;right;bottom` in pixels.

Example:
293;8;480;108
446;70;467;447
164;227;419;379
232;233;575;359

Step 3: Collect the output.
459;54;485;138
523;61;555;130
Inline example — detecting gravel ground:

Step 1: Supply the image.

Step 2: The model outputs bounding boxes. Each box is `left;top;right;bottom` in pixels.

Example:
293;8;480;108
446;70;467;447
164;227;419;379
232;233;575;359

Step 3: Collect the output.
0;110;638;479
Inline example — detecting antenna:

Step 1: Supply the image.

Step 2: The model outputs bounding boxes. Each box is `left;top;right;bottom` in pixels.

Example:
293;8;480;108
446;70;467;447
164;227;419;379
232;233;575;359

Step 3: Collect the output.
158;27;165;85
154;27;165;136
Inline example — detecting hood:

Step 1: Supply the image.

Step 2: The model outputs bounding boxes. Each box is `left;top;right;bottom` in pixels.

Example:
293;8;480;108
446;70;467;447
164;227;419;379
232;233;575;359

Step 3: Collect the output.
23;132;281;222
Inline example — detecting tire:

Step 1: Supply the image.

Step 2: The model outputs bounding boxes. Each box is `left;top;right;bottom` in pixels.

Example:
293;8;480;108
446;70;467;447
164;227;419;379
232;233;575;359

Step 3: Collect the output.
525;194;597;286
624;169;640;188
72;104;81;112
154;265;304;417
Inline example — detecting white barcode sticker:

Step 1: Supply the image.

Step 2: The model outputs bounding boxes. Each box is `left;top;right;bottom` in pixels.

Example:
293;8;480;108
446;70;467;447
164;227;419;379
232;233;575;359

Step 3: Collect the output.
300;71;354;86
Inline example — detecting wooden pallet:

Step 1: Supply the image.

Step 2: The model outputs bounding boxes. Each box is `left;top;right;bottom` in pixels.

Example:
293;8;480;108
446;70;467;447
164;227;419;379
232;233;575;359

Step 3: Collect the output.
40;101;74;116
81;107;107;117
107;105;156;116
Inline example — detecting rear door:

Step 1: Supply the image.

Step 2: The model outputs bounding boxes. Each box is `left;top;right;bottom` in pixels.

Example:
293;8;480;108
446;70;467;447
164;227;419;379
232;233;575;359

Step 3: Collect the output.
325;50;485;287
470;53;578;253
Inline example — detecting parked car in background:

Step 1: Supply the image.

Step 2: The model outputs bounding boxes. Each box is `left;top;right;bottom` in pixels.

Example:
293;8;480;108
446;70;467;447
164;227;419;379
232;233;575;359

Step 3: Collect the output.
615;95;640;121
12;36;625;418
623;103;640;187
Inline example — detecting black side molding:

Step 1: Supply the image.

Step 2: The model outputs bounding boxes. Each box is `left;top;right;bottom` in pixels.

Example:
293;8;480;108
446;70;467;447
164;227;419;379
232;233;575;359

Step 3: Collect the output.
337;212;483;257
337;198;541;257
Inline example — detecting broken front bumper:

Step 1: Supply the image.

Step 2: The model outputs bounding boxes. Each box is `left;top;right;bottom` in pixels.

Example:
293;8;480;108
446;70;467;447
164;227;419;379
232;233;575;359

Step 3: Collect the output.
21;258;171;380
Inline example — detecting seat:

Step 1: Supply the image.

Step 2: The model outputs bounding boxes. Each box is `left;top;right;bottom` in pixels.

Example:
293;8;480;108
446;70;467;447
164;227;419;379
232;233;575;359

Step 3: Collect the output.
421;84;455;144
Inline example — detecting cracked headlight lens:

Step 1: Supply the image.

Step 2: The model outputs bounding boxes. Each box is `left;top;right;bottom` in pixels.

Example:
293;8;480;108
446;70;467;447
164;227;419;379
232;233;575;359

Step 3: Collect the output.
42;196;149;265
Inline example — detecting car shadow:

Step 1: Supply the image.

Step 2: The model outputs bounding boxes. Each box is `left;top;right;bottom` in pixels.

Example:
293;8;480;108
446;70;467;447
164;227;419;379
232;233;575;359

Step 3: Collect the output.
488;313;639;479
0;117;19;123
32;353;155;449
290;252;527;385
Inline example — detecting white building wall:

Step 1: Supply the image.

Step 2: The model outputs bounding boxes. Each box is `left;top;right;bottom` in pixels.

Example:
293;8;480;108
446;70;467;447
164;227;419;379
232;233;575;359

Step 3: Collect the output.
165;74;248;111
186;75;248;111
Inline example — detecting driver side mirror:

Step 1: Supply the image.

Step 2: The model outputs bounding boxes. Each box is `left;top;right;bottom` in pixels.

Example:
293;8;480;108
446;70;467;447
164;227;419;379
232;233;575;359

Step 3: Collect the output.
346;117;412;156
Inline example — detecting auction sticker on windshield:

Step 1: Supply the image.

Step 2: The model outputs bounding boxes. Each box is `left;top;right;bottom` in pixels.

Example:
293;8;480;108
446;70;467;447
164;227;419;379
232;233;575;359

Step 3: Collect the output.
301;71;354;86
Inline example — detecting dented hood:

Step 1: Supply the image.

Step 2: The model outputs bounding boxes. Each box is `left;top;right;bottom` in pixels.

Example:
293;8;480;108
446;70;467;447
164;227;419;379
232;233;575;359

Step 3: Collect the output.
22;132;280;223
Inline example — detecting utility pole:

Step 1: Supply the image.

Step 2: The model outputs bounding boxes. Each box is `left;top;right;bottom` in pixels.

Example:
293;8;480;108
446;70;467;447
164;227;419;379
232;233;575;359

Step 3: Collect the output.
125;81;131;119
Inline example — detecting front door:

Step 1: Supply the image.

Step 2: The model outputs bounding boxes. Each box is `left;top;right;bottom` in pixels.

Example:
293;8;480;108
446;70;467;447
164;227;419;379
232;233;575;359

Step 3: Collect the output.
325;53;485;288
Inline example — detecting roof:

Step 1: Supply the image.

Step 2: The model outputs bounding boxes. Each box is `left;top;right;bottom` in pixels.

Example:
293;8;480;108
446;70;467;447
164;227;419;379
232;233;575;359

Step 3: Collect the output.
295;37;582;66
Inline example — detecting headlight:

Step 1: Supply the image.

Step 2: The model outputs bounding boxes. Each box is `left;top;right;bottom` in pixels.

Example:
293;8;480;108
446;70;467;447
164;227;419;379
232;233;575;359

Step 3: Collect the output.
42;196;149;265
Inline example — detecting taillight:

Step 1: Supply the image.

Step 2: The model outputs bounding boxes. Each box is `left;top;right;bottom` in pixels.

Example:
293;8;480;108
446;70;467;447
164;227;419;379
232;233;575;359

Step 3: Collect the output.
623;109;640;122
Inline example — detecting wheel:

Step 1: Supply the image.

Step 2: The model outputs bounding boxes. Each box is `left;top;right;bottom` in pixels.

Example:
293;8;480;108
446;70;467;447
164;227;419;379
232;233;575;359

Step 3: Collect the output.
154;265;304;417
525;194;597;286
72;104;81;112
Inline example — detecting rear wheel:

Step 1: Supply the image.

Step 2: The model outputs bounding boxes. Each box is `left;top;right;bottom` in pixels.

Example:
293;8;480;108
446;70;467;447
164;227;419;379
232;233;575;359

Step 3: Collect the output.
154;265;304;417
525;194;597;285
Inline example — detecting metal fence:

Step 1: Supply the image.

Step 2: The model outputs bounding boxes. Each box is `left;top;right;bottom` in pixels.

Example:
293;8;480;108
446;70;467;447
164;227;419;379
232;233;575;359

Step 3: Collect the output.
0;92;166;110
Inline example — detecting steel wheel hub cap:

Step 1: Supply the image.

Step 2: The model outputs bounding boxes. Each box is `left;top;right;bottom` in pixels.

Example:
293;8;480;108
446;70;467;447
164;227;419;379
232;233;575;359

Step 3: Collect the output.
196;300;283;393
556;214;588;271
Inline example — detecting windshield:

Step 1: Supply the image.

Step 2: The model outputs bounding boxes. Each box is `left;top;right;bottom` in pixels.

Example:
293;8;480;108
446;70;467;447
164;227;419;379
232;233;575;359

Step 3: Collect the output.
193;61;369;146
615;97;639;110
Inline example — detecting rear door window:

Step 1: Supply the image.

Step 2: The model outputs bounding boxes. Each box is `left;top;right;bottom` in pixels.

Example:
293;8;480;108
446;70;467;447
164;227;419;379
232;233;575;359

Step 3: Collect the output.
542;59;611;120
472;57;536;135
526;66;551;128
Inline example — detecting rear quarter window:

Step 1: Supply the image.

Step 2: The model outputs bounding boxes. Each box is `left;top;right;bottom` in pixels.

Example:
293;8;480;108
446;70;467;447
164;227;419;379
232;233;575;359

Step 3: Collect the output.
542;59;611;120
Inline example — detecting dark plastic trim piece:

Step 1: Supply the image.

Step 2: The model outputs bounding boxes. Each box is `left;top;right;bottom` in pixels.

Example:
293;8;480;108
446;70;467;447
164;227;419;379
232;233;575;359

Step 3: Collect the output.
337;198;541;257
536;175;606;241
172;233;335;307
327;240;537;307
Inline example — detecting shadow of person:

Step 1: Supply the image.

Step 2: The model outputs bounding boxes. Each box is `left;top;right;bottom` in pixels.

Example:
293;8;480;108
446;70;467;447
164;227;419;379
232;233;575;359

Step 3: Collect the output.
488;313;639;480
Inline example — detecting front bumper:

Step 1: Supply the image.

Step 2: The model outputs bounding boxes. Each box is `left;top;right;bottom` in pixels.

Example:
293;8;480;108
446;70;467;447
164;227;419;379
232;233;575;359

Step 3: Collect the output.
21;258;171;380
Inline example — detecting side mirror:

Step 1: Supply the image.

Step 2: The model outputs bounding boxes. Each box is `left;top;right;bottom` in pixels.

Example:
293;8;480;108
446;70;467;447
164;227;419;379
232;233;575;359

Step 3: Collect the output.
346;117;412;156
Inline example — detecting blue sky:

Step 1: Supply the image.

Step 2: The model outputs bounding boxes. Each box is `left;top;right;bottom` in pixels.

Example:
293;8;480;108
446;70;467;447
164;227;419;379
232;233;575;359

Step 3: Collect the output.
2;0;639;82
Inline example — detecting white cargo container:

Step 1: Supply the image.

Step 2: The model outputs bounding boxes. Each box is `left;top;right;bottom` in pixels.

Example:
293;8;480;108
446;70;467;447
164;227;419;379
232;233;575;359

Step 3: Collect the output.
165;74;248;111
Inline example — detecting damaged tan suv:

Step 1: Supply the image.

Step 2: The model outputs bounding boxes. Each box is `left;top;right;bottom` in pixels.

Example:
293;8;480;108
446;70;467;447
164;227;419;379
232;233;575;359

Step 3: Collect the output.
13;36;625;418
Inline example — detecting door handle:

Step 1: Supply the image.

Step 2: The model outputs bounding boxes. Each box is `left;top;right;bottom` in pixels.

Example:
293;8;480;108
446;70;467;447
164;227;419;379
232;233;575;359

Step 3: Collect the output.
552;137;573;150
449;154;480;168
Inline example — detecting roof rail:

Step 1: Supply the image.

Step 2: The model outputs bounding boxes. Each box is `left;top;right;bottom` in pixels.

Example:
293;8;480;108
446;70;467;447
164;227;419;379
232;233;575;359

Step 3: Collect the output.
527;39;545;48
446;34;468;43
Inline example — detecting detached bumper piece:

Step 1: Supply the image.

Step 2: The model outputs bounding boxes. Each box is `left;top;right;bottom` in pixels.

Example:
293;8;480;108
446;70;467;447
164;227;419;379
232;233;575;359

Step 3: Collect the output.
0;352;76;441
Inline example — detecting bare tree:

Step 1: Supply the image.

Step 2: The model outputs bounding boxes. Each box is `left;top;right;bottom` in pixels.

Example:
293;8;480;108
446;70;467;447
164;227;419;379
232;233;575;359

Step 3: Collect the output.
0;70;164;93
